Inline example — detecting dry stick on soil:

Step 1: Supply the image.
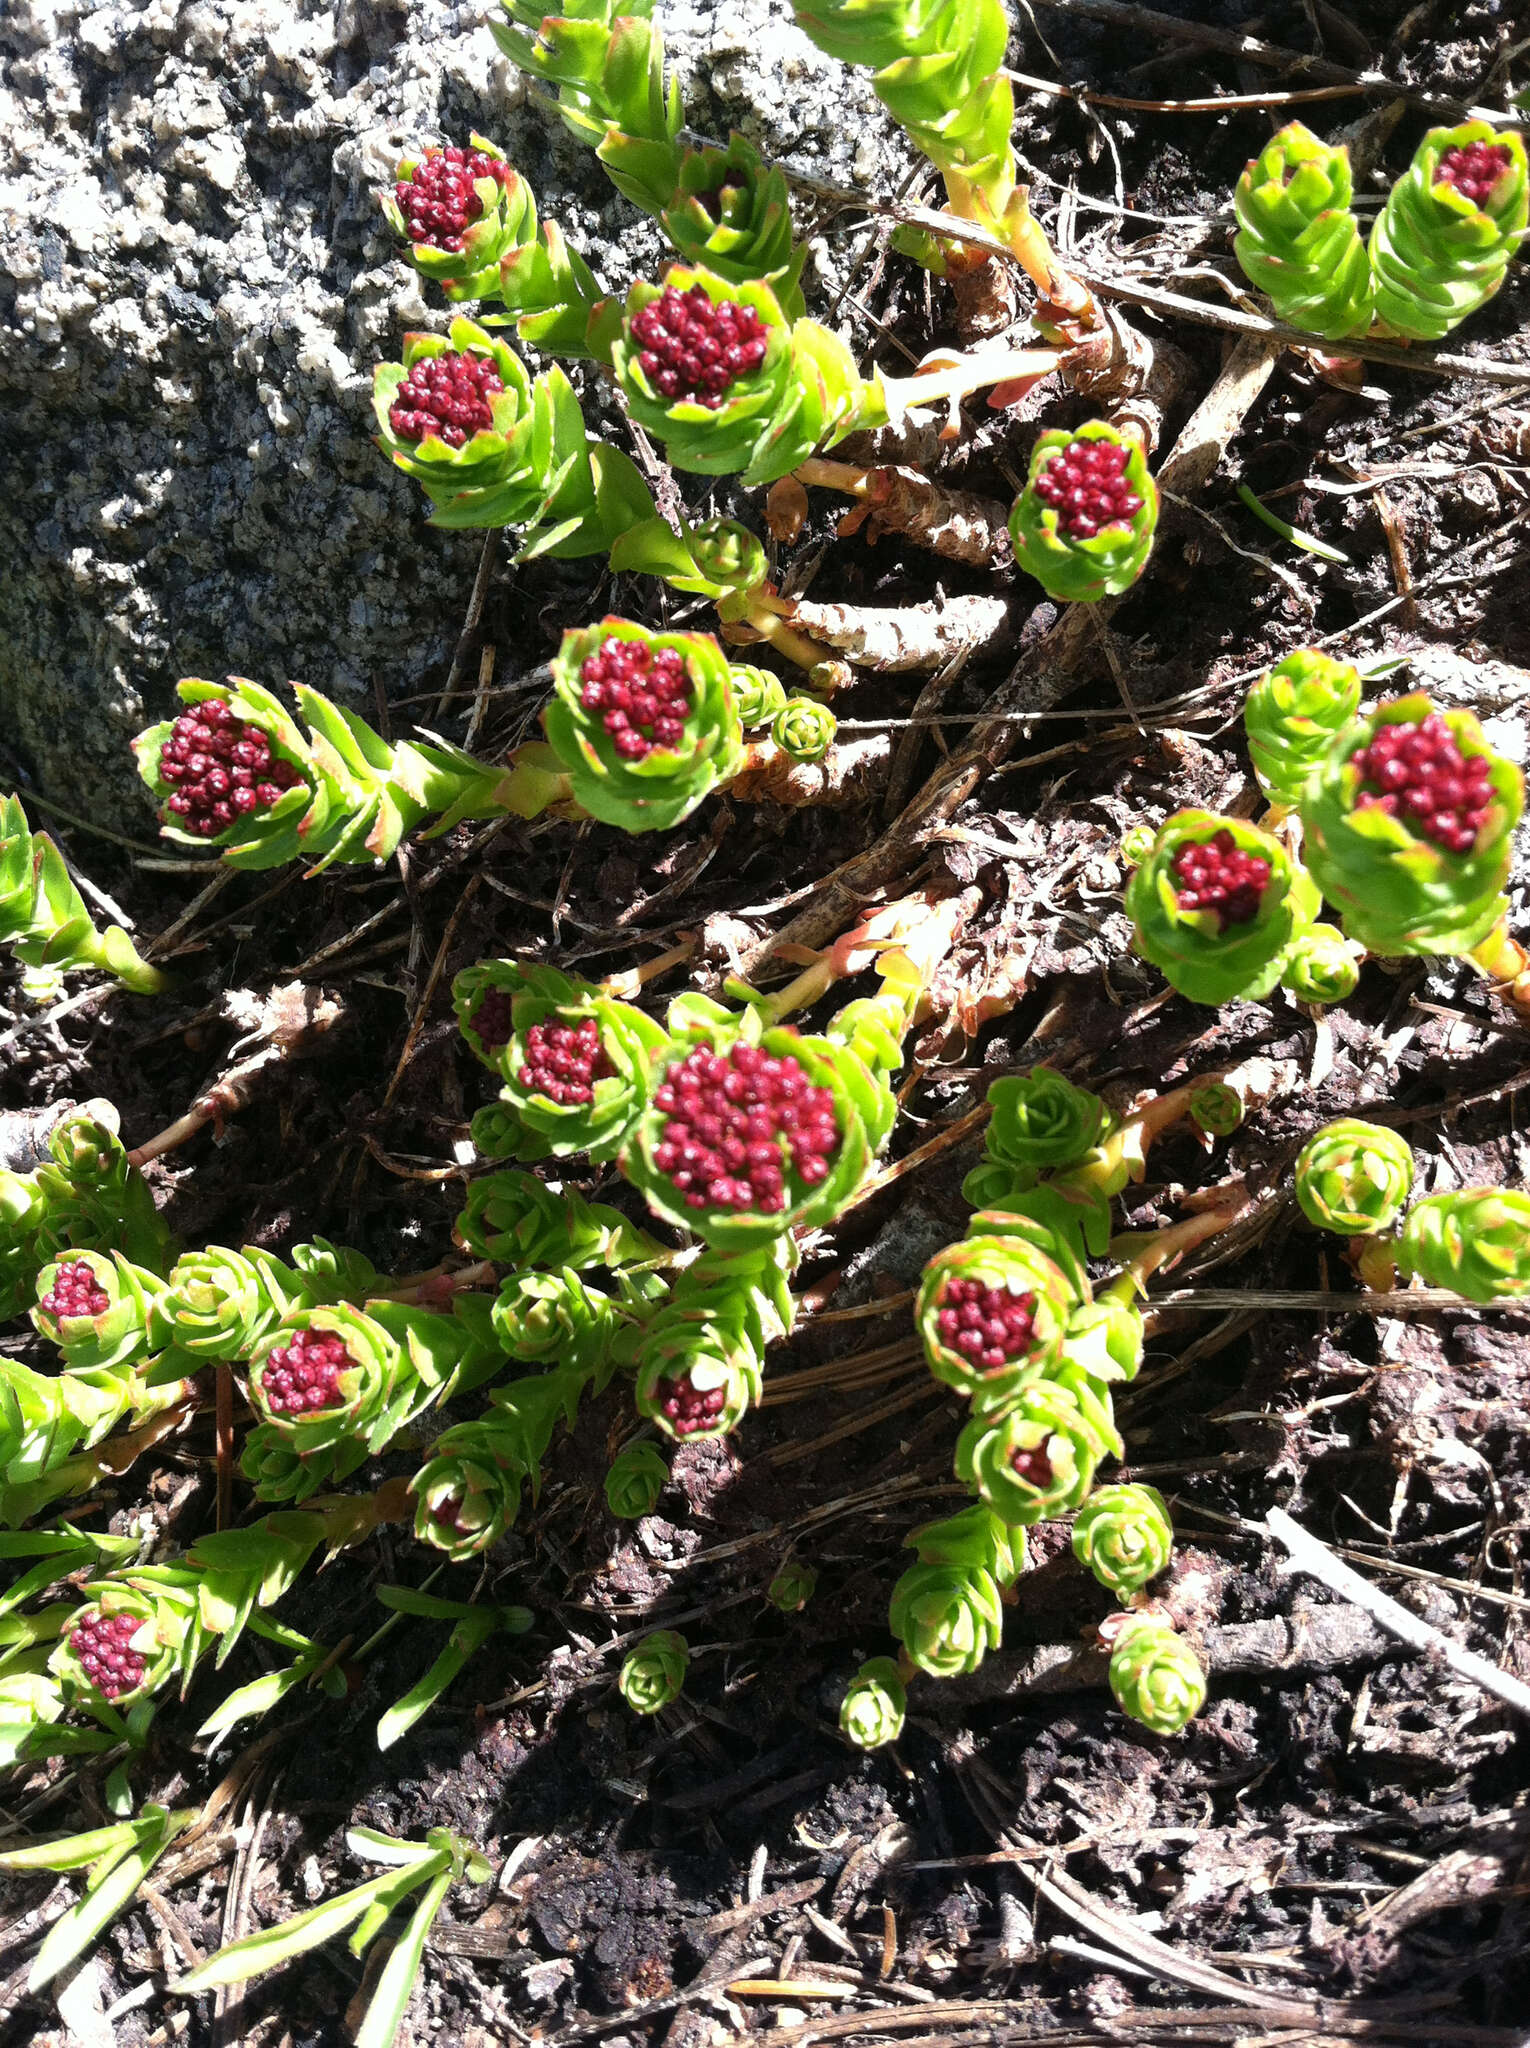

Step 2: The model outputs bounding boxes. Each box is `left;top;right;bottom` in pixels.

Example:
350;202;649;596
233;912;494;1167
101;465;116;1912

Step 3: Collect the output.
728;734;893;809
793;460;1013;568
765;594;1012;671
1266;1506;1530;1721
1152;1286;1530;1315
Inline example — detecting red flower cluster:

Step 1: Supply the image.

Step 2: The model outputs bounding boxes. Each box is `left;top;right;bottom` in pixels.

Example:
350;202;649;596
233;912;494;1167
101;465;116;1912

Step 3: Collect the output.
1008;1442;1054;1488
39;1259;111;1319
158;700;303;838
579;638;693;761
1437;141;1513;207
1351;713;1492;853
471;989;518;1052
394;145;513;251
70;1610;146;1700
652;1371;726;1437
259;1327;352;1416
935;1279;1039;1374
1032;438;1144;540
1171;830;1271;928
518;1017;613;1105
388;351;504;447
630;284;769;407
653;1042;839;1213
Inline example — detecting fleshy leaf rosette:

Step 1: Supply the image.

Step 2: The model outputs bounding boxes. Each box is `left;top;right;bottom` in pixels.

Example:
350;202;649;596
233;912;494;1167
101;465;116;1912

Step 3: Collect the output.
1396;1189;1530;1302
413;1371;583;1559
2;1104;172;1325
157;1245;310;1364
1244;650;1363;808
1188;1082;1243;1139
1299;695;1523;957
767;1560;817;1612
246;1304;408;1456
31;1253;167;1374
1106;1614;1206;1734
633;1239;796;1439
608;515;770;625
454;960;668;1163
771;696;837;763
1279;923;1364;1006
1295;1119;1414;1237
731;665;789;728
1008;423;1158;604
888;1558;1004;1678
985;1069;1111;1176
49;1585;185;1709
1072;1483;1173;1597
955;1379;1119;1526
0;794;167;1001
660;135;806;316
622;996;894;1247
381;136;538;301
1123;810;1320;1006
840;1656;906;1749
455;1168;662;1273
491;1268;624;1369
1232;122;1374;340
544;619;747;833
619;1629;688;1713
915;1233;1075;1402
604;1442;668;1518
1370;123;1528;341
612;266;876;487
373;317;655;550
1060;1292;1144;1389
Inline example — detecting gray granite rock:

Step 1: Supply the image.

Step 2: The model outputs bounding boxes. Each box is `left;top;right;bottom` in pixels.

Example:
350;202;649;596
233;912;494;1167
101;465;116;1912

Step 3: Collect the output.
0;0;908;827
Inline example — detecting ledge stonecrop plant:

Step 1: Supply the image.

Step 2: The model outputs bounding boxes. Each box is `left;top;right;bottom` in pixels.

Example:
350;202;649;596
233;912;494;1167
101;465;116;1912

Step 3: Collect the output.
1104;1613;1207;1735
633;1238;796;1440
888;1504;1021;1679
1072;1483;1174;1598
1123;810;1320;1006
1395;1189;1530;1302
1;1105;171;1325
1;795;166;1002
1298;694;1524;962
618;1628;689;1713
1244;650;1363;811
1294;1119;1414;1238
1370;124;1528;341
1233;122;1374;340
1008;422;1159;603
840;1655;906;1749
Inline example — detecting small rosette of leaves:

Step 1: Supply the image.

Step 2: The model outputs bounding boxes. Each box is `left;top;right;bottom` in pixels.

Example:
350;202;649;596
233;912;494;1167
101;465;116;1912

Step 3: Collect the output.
1072;1483;1173;1597
1188;1083;1244;1138
622;995;894;1248
1295;1118;1414;1236
1107;1615;1207;1734
380;135;538;300
604;1442;668;1518
889;1504;1020;1679
157;1245;309;1364
1;794;166;1001
48;1585;186;1710
660;135;806;316
608;515;769;624
612;266;875;488
955;1378;1120;1526
544;618;747;833
491;1268;625;1369
767;1559;817;1612
1008;423;1158;604
373;318;655;550
1397;1188;1530;1302
2;1105;171;1325
772;696;836;763
1232;122;1374;340
839;1655;906;1749
413;1371;583;1559
985;1069;1112;1176
1060;1292;1144;1389
632;1240;796;1440
1370;123;1529;341
1299;694;1523;957
732;665;789;728
455;959;667;1164
1279;924;1364;1005
1123;809;1320;1006
915;1234;1075;1402
1244;650;1363;808
31;1253;167;1374
619;1628;688;1713
456;1168;662;1273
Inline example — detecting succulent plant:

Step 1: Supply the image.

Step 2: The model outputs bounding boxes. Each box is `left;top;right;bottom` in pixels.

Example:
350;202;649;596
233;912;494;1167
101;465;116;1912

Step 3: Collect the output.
382;137;539;299
454;961;669;1163
1294;1119;1415;1237
1299;695;1523;958
1;1105;172;1325
1244;650;1364;809
544;618;748;832
609;515;772;626
983;1069;1112;1176
1106;1614;1207;1734
1279;924;1365;1006
155;1244;333;1365
839;1655;906;1749
766;1559;818;1612
1188;1083;1244;1139
1072;1483;1173;1597
660;134;807;315
454;1167;662;1273
1008;423;1158;603
621;993;896;1248
604;1442;669;1518
49;1587;185;1709
730;664;790;728
31;1253;168;1375
954;1378;1120;1526
1123;810;1320;1006
1370;124;1528;341
1232;122;1374;339
412;1370;588;1559
633;1239;797;1440
915;1232;1075;1402
1396;1189;1530;1302
771;695;838;764
490;1268;626;1370
618;1628;689;1713
889;1504;1020;1678
1;794;167;1002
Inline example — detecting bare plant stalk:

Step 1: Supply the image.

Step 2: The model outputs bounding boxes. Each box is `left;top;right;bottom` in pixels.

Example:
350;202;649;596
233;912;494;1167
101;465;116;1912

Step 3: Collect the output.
730;734;893;808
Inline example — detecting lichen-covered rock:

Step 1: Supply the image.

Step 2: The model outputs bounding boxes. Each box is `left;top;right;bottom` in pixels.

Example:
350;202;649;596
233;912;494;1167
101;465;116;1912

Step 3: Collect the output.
0;0;905;827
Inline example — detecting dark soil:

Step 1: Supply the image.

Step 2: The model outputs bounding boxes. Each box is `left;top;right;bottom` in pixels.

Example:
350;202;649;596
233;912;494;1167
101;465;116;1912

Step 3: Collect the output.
5;3;1530;2045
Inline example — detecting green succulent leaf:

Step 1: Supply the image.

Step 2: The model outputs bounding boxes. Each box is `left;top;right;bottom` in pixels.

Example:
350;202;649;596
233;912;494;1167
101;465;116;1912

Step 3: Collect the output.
604;1441;669;1517
954;1378;1120;1526
1072;1483;1173;1597
1232;122;1374;339
1397;1188;1530;1301
619;1627;688;1712
889;1559;1003;1677
766;1559;818;1612
1107;1615;1207;1733
1370;122;1528;341
1123;809;1321;1006
661;134;807;316
1279;923;1364;1005
985;1068;1112;1173
1244;650;1364;807
839;1655;906;1749
771;695;837;763
1008;423;1158;604
1294;1118;1414;1236
0;795;167;1001
633;1239;797;1438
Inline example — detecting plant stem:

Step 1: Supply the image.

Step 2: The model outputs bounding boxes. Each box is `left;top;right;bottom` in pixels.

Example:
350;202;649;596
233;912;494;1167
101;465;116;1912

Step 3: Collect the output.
1468;920;1530;1014
1108;1192;1252;1290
